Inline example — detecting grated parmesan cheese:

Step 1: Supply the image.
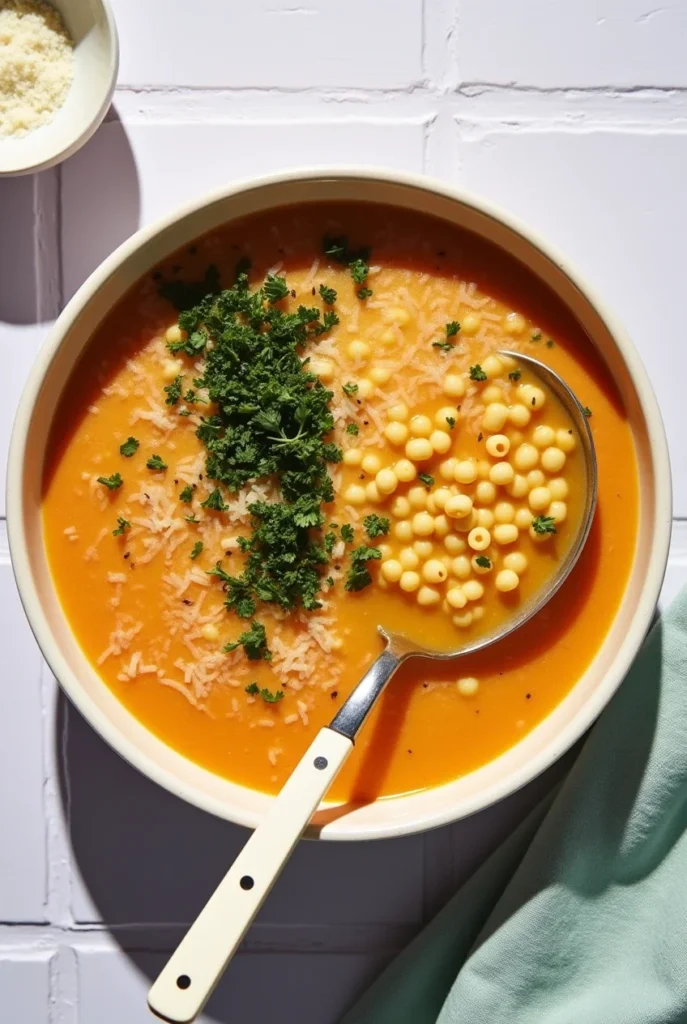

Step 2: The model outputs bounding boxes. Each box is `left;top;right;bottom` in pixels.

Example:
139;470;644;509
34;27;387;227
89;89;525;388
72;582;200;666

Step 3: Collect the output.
0;0;74;138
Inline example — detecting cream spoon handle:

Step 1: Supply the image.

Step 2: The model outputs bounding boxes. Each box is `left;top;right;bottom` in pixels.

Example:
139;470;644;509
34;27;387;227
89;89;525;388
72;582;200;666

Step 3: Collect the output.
147;727;353;1024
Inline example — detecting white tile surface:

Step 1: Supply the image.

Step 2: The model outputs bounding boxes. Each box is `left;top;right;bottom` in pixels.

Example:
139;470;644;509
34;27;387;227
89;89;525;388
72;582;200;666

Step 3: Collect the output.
111;0;423;89
60;117;426;299
0;175;53;516
0;954;52;1024
450;125;687;512
457;0;687;88
3;2;687;1022
0;541;47;922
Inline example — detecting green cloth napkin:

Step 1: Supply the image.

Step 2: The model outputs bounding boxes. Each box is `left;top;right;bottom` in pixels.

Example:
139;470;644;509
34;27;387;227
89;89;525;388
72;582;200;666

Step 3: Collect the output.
344;587;687;1024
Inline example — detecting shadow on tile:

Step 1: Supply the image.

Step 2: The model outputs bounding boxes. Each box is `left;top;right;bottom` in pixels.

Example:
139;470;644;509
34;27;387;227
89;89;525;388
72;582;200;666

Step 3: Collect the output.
59;106;141;301
0;174;44;326
56;693;426;928
56;691;577;1022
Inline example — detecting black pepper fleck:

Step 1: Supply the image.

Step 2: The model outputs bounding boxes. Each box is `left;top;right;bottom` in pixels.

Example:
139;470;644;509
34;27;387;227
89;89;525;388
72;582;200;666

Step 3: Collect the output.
123;552;130;560
182;598;192;606
312;287;316;296
330;691;338;699
291;289;297;299
526;693;531;700
477;432;483;442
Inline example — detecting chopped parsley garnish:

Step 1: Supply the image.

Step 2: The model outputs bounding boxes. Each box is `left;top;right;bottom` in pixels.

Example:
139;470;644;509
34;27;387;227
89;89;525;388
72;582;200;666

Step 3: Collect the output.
531;330;542;342
243;683;285;703
546;339;555;348
342;381;359;396
157;261;344;631
260;688;284;703
346;422;360;436
312;310;340;336
185;513;200;524
432;321;460;352
200;488;228;512
326;576;334;587
469;365;487;381
119;437;139;457
190;541;203;559
363;515;390;539
324;531;336;554
97;473;123;491
146;454;167;471
418;472;434;487
184;388;207;404
179;484;194;503
583;406;592;418
224;620;272;661
508;369;521;381
112;516;130;536
319;283;337;305
475;555;491;568
341;524;355;543
349;258;369;285
263;274;290;304
178;409;192;417
531;515;557;535
164;375;183;405
323;236;372;299
323;238;347;263
345;545;381;592
446;416;456;429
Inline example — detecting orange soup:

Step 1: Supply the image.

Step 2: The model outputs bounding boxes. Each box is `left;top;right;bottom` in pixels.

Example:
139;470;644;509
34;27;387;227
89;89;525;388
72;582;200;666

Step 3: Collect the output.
42;203;638;804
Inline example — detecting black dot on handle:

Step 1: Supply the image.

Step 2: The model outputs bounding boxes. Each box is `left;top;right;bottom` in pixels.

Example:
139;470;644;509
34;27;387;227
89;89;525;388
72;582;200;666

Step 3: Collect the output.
313;756;328;770
176;975;191;990
240;875;254;890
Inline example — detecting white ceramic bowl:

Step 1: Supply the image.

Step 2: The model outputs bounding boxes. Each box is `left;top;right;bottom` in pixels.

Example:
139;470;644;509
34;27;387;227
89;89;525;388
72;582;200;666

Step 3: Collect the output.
7;168;672;840
0;0;118;176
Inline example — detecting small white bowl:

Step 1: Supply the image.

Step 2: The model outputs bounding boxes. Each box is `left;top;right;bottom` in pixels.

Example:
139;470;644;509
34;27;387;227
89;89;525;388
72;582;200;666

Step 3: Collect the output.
7;168;672;840
0;0;118;176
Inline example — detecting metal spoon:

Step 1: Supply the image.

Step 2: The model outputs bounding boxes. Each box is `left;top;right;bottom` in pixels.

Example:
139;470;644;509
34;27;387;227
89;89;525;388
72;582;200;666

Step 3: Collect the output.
148;351;597;1024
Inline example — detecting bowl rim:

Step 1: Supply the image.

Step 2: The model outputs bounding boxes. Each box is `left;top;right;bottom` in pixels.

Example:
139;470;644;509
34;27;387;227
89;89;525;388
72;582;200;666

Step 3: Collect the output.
0;0;119;177
7;165;673;839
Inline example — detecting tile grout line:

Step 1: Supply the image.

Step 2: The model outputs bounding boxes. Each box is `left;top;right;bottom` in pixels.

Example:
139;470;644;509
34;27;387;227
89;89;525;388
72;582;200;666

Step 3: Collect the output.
0;922;415;956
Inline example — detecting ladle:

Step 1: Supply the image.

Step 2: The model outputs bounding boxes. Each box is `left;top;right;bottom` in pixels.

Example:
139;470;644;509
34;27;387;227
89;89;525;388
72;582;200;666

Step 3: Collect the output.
148;349;597;1023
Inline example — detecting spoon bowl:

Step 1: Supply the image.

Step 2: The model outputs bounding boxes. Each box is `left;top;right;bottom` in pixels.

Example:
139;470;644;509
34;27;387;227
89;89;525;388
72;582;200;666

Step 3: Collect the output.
332;349;596;737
